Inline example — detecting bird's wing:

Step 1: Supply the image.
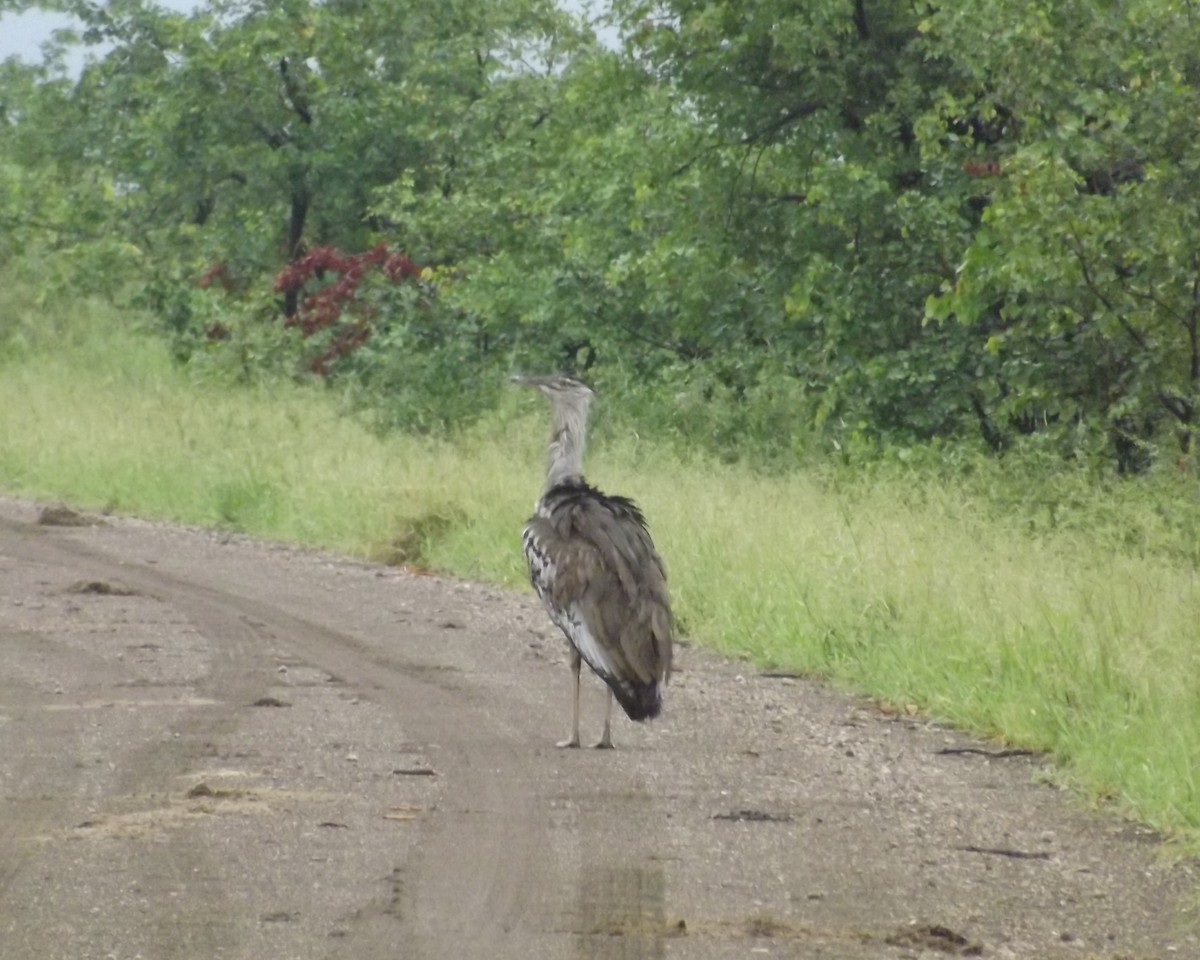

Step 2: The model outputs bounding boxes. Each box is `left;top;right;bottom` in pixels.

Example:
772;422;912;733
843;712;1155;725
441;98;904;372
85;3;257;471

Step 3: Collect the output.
526;495;672;689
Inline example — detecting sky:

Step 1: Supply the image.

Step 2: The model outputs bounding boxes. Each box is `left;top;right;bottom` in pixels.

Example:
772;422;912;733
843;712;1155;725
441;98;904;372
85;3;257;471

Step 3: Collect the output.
0;1;607;69
0;10;71;64
0;2;197;68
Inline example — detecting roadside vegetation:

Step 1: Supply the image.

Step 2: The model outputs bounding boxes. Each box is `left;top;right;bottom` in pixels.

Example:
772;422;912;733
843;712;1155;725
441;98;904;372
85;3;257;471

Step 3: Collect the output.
2;0;1199;842
3;282;1199;845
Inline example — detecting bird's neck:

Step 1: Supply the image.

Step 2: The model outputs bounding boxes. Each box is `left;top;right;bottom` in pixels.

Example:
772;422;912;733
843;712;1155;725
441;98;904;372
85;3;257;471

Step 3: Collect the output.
544;403;588;492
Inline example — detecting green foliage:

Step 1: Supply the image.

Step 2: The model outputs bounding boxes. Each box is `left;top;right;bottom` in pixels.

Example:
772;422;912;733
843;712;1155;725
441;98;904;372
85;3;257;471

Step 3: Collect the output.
3;0;1200;467
923;0;1200;469
2;0;584;320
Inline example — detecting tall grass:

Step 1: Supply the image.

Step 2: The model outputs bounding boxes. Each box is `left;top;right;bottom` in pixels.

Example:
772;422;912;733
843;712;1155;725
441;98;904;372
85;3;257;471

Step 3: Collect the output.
3;288;1200;842
0;289;536;564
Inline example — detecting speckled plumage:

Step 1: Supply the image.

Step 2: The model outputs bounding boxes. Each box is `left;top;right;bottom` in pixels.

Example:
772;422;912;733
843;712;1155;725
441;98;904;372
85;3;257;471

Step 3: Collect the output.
523;480;672;721
512;375;673;747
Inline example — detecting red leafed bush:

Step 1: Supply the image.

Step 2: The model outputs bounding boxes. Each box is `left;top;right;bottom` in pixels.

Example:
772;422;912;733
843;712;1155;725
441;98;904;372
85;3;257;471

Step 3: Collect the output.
274;243;424;374
197;261;237;292
962;160;1003;178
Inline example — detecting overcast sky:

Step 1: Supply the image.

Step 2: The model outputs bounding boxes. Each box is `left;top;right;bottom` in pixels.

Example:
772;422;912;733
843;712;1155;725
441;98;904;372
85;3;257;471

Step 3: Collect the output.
0;1;606;69
0;10;70;64
0;1;198;67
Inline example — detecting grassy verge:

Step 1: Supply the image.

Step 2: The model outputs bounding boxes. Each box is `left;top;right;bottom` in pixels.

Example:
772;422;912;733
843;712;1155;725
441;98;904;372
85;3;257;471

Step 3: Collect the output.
3;292;1200;844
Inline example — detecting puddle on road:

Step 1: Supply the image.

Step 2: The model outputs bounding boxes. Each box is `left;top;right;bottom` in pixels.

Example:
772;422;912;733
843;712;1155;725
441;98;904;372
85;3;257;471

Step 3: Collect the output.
576;864;667;959
571;864;983;957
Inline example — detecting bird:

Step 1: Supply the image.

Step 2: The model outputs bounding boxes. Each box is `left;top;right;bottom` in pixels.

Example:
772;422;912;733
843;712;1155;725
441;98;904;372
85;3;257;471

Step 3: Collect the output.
512;374;674;749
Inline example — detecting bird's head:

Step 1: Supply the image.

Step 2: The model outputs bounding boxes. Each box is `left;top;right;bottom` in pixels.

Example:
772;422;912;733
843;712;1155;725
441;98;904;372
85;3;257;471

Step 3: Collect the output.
512;375;595;487
510;374;595;411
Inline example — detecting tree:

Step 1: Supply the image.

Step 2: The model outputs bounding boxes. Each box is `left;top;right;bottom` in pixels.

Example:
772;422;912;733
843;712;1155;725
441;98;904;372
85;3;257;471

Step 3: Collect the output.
924;0;1200;466
590;0;1200;465
3;0;581;294
5;0;1199;466
2;0;595;431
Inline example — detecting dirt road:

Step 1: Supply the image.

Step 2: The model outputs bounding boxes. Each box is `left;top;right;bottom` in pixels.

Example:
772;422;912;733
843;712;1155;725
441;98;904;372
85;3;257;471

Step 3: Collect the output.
0;496;1195;959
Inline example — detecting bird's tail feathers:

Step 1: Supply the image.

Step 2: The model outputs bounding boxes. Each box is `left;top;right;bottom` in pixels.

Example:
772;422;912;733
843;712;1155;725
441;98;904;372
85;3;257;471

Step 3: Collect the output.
611;679;663;722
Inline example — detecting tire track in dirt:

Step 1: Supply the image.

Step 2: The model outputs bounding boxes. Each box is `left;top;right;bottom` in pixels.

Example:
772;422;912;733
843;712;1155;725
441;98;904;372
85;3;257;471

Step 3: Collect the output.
576;864;667;959
164;586;562;959
0;518;278;958
149;576;564;959
0;534;189;920
2;501;1197;959
1;514;567;957
0;636;91;902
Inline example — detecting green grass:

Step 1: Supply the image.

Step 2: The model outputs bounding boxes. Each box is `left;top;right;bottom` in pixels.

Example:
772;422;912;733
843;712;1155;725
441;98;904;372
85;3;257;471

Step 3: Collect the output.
0;291;539;566
4;289;1200;843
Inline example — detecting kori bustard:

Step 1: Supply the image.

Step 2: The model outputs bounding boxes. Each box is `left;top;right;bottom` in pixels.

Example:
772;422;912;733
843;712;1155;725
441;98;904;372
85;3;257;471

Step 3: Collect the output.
513;374;673;748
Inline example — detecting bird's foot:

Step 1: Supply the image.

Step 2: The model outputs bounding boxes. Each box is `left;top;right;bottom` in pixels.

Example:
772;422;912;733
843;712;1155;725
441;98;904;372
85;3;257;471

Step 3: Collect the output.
591;738;614;750
556;736;581;749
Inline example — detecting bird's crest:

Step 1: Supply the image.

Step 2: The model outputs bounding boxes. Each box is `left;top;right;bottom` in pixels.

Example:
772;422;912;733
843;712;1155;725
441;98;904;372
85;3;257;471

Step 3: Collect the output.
509;374;594;398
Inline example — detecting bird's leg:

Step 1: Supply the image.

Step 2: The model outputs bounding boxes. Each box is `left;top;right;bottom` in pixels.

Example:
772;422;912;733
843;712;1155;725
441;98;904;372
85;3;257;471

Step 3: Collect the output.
557;649;582;748
593;687;614;749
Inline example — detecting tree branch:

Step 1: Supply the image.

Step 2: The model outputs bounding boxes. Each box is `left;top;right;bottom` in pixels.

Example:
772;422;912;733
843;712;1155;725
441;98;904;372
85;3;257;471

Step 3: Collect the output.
253;121;289;149
278;58;313;126
1189;253;1200;388
853;0;871;40
739;101;822;146
1067;229;1149;351
1157;389;1193;424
